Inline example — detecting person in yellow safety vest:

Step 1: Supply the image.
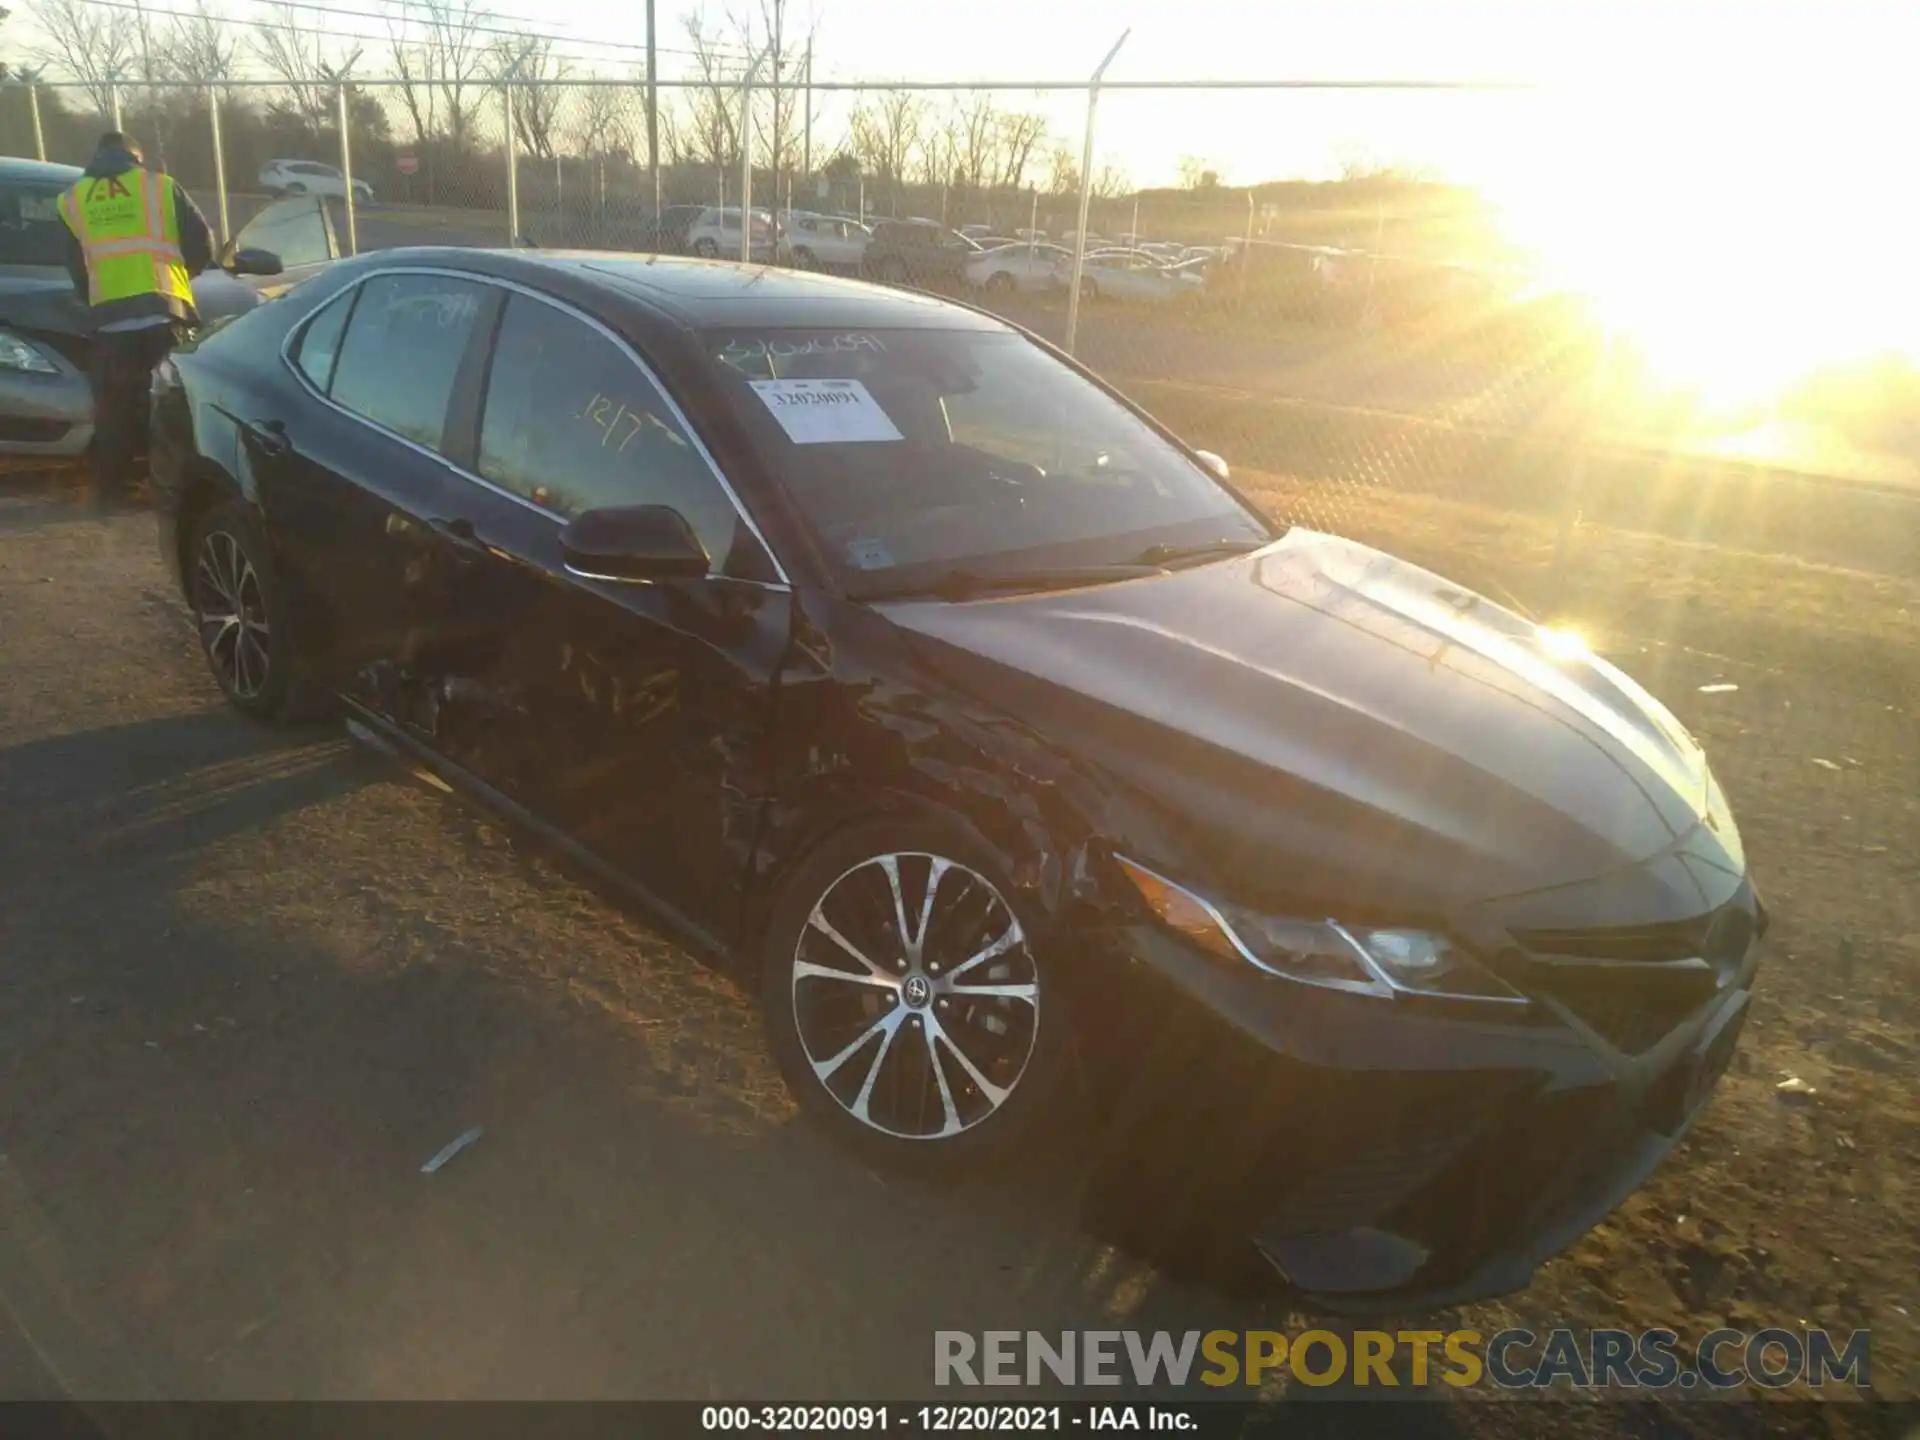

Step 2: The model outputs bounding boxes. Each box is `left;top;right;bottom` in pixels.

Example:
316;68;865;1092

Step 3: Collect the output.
58;131;214;497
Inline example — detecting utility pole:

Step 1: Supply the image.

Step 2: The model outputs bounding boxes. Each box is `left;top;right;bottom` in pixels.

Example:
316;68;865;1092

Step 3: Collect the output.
802;38;813;184
768;2;783;210
133;0;164;168
646;0;661;220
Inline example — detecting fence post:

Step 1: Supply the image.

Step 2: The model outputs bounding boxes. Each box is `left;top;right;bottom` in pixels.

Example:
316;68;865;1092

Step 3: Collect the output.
1550;320;1614;616
110;85;123;130
1239;191;1254;296
1064;29;1130;356
28;84;45;161
504;83;520;245
209;92;230;243
336;83;357;256
738;66;755;262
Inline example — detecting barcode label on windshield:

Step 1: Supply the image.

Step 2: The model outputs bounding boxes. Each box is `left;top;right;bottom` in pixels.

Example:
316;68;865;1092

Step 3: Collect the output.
749;378;904;445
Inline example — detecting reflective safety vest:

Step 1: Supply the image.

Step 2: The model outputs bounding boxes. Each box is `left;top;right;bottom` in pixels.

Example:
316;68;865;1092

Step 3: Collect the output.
58;166;194;319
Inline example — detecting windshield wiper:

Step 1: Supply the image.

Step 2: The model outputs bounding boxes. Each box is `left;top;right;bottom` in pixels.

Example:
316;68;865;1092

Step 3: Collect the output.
1124;538;1268;568
858;563;1162;602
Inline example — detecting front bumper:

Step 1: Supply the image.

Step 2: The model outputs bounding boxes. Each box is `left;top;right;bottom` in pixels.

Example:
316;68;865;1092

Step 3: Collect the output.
0;360;95;458
1075;881;1763;1312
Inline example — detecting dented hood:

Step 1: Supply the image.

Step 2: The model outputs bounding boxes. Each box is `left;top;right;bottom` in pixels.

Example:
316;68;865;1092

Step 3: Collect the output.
883;529;1714;913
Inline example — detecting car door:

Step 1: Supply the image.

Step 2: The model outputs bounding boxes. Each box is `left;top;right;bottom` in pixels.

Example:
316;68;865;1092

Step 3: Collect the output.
409;288;792;938
248;268;497;725
226;193;339;296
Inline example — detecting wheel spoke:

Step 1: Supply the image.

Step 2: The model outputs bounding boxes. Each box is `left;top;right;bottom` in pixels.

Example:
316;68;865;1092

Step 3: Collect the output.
942;921;1024;984
877;854;918;963
847;1012;906;1126
926;1012;1009;1108
811;1007;901;1083
793;958;898;992
805;910;893;980
922;1020;964;1137
941;980;1038;1005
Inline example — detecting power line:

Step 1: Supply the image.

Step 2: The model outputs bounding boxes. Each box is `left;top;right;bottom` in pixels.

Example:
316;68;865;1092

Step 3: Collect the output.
77;0;674;71
234;0;753;62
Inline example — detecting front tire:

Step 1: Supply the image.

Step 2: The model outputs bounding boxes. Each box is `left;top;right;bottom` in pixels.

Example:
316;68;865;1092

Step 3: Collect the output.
693;237;719;258
188;499;322;723
985;271;1015;294
759;817;1073;1175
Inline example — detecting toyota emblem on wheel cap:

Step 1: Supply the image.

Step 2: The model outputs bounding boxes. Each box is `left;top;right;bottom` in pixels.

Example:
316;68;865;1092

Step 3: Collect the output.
902;974;932;1008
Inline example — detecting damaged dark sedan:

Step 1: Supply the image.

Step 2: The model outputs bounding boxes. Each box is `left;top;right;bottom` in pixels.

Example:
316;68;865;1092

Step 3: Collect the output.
149;249;1765;1310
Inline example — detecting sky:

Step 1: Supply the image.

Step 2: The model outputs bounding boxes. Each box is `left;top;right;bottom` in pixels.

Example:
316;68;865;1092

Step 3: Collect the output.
18;0;1914;190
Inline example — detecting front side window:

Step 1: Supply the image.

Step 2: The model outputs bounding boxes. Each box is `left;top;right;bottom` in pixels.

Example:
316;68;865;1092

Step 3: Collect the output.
329;273;486;451
232;195;335;272
477;295;751;573
703;327;1270;588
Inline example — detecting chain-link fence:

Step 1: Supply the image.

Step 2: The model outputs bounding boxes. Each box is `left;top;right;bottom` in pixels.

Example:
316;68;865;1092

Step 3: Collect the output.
4;70;1915;601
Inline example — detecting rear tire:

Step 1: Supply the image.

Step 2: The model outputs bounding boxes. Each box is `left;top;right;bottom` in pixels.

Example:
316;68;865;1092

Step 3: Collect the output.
759;816;1075;1177
187;499;328;724
985;271;1015;294
790;246;816;270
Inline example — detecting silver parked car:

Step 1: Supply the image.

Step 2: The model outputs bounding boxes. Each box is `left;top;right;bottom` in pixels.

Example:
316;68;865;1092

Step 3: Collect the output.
964;240;1070;295
1062;248;1208;305
685;206;779;262
780;211;870;271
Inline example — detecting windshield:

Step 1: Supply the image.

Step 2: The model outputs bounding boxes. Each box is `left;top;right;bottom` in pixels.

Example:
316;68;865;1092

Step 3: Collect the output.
702;327;1272;592
0;177;75;268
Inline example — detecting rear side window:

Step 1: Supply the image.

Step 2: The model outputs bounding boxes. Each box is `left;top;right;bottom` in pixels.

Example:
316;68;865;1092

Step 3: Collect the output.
292;289;355;392
476;295;751;573
329;273;486;451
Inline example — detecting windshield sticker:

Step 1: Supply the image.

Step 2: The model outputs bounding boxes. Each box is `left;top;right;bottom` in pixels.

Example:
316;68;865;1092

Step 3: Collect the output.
844;537;896;570
749;378;904;445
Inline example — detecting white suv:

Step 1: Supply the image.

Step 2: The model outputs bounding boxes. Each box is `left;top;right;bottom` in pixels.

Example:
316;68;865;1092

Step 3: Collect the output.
259;158;373;204
685;206;778;262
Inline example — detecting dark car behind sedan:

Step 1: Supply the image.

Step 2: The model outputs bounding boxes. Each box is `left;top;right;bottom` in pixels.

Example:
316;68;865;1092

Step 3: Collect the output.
148;248;1765;1310
862;218;981;286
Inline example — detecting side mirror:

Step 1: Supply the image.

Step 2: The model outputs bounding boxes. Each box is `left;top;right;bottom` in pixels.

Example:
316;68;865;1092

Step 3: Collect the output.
559;505;709;583
229;247;284;277
1194;450;1230;481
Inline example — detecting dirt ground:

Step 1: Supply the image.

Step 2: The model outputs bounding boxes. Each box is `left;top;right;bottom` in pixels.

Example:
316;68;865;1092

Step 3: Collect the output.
0;460;1914;1431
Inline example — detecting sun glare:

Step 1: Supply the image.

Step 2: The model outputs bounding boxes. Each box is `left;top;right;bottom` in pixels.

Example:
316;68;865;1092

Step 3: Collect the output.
1482;73;1920;413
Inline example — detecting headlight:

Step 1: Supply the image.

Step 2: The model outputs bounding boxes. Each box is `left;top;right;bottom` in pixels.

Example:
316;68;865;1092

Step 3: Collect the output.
1115;855;1524;1004
0;330;60;374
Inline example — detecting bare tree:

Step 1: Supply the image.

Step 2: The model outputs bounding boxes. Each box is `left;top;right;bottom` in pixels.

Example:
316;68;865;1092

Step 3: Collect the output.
993;110;1047;190
253;2;356;128
1044;140;1078;197
675;12;741;171
915;108;956;190
419;0;490;146
30;0;133;119
848;88;924;206
568;79;631;160
491;33;569;160
161;1;238;103
946;91;997;193
1092;159;1129;200
723;0;809;179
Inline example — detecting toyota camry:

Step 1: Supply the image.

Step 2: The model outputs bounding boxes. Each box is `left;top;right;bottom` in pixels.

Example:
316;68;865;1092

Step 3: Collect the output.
149;248;1765;1310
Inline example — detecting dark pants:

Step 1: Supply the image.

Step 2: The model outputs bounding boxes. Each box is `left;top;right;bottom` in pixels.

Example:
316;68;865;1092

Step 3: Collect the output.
89;320;187;493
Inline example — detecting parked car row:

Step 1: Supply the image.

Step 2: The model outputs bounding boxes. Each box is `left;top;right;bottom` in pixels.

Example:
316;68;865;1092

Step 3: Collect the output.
636;208;1215;307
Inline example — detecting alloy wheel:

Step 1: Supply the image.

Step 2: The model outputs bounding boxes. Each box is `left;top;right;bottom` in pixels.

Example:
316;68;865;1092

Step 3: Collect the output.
193;529;272;701
790;851;1040;1141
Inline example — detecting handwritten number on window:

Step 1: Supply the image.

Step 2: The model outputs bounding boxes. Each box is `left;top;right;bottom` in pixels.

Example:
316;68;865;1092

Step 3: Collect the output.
574;393;649;452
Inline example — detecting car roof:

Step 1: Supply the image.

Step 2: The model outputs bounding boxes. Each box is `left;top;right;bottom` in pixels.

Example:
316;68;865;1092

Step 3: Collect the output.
0;156;82;186
350;247;1011;333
